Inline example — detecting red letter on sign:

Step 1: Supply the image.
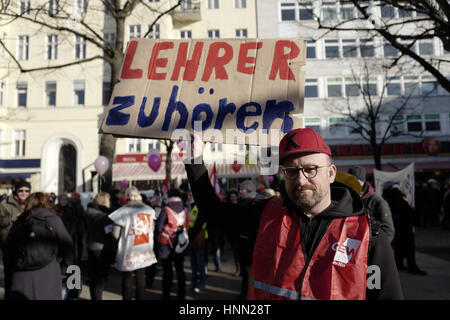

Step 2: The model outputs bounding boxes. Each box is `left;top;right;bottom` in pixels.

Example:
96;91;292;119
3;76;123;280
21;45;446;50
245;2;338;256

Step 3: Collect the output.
148;42;174;80
201;42;233;82
121;40;143;79
171;41;204;81
237;42;263;75
269;40;300;81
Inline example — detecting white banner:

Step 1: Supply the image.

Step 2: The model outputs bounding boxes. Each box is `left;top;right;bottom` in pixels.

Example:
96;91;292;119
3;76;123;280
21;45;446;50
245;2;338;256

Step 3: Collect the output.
373;162;415;208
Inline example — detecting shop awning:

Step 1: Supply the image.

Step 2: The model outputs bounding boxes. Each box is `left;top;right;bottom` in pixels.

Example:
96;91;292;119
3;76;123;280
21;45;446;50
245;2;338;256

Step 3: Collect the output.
112;162;262;181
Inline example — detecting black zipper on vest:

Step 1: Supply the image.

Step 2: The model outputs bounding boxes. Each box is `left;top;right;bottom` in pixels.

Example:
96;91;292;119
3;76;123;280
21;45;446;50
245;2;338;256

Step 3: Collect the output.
297;217;332;299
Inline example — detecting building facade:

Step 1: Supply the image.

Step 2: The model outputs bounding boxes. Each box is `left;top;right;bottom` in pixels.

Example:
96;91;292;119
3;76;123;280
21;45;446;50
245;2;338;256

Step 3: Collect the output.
257;0;450;179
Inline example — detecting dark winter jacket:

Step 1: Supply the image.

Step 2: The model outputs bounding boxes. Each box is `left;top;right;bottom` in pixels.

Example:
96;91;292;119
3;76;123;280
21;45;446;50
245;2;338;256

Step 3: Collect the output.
185;163;403;300
5;208;73;300
361;182;395;243
0;195;24;247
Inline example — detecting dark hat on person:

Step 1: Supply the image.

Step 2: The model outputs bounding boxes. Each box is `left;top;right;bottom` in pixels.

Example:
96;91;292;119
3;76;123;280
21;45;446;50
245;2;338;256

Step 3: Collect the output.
240;180;256;193
348;166;366;182
279;128;331;163
14;179;31;190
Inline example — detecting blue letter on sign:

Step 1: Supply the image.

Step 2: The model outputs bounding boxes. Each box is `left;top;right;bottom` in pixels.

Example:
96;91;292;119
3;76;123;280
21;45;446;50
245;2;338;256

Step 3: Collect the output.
262;100;294;133
162;85;188;131
106;96;134;126
138;96;160;128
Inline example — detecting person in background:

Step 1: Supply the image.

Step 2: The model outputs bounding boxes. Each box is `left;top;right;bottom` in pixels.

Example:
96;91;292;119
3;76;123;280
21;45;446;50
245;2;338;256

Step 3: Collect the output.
54;194;78;266
225;189;240;277
348;166;395;243
109;186;158;300
236;180;257;299
383;184;426;275
0;179;31;299
188;203;208;293
85;192;115;300
70;192;87;264
5;192;73;300
156;188;189;300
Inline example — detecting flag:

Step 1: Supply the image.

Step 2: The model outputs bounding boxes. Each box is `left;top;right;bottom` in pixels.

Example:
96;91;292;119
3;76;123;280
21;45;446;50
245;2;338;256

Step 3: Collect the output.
209;162;221;197
162;172;170;199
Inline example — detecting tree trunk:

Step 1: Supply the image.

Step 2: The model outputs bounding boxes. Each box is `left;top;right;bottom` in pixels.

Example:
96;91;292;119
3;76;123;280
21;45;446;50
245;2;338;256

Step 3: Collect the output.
98;14;126;190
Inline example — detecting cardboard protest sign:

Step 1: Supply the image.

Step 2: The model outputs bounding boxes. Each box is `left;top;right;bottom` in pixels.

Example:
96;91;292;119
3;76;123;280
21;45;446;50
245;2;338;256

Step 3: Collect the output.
100;38;305;146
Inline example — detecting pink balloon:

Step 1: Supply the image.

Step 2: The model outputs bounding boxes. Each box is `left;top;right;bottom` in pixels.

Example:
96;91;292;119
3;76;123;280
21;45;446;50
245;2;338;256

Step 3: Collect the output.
148;154;161;172
121;179;129;188
94;156;109;176
269;176;274;183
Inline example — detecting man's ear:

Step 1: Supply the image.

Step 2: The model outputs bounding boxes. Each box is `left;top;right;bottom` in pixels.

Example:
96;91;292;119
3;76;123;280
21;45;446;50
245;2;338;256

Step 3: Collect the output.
329;164;337;183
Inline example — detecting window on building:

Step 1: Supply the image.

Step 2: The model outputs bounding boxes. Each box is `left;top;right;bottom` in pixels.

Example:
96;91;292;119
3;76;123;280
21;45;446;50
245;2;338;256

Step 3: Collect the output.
45;81;57;107
424;114;440;132
325;39;339;58
47;34;58;60
421;75;437;96
362;77;378;96
329;117;346;136
306;39;316;58
13;130;26;157
342;39;357;57
148;139;160;151
48;0;59;15
322;1;337;20
345;77;360;97
210;142;222;152
103;33;115;57
74;80;85;106
0;81;4;107
360;38;375;57
305;78;319;98
180;30;192;39
75;35;86;59
19;0;30;15
305;118;321;134
327;77;342;97
129;25;141;40
389;115;405;136
407;115;422;132
235;0;246;9
76;0;87;14
16;82;27;107
128;138;141;153
235;29;247;38
383;41;398;57
386;77;401;96
148;0;160;2
381;5;395;18
147;24;160;39
102;81;111;106
401;40;416;54
208;29;220;39
280;3;295;21
398;7;413;18
404;76;420;96
299;2;313;20
18;35;29;60
207;0;219;9
419;39;434;55
340;4;354;20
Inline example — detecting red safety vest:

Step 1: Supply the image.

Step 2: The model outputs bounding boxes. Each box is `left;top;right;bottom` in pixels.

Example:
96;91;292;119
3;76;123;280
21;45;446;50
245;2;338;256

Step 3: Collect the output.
158;206;189;247
247;197;370;300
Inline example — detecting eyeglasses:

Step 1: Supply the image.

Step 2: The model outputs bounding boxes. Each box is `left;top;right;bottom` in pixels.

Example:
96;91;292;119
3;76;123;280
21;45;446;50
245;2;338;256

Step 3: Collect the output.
281;165;331;180
17;189;30;193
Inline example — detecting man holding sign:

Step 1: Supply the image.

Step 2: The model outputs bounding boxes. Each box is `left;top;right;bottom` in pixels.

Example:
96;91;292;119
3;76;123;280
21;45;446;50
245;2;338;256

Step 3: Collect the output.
185;129;403;300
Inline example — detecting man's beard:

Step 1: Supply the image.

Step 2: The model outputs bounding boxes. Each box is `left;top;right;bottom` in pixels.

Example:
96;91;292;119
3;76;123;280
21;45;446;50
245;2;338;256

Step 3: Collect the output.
294;185;321;211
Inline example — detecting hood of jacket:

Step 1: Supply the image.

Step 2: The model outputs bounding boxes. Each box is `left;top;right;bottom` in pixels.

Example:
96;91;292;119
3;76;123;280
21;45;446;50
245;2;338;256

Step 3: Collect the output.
361;182;376;200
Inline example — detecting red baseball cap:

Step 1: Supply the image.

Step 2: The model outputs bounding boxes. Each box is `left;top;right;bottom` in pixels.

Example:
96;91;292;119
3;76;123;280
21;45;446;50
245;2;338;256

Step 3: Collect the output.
279;128;331;163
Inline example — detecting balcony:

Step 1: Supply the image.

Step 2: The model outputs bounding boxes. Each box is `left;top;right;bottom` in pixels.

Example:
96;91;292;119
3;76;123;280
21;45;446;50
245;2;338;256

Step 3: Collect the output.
170;1;201;23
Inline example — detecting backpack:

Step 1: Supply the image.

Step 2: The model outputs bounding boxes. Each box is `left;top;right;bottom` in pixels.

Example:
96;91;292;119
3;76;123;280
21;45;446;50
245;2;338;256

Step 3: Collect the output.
16;214;58;271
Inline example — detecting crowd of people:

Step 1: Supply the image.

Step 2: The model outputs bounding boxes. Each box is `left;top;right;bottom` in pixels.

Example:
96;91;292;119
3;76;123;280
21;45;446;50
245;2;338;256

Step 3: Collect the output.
0;129;449;300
